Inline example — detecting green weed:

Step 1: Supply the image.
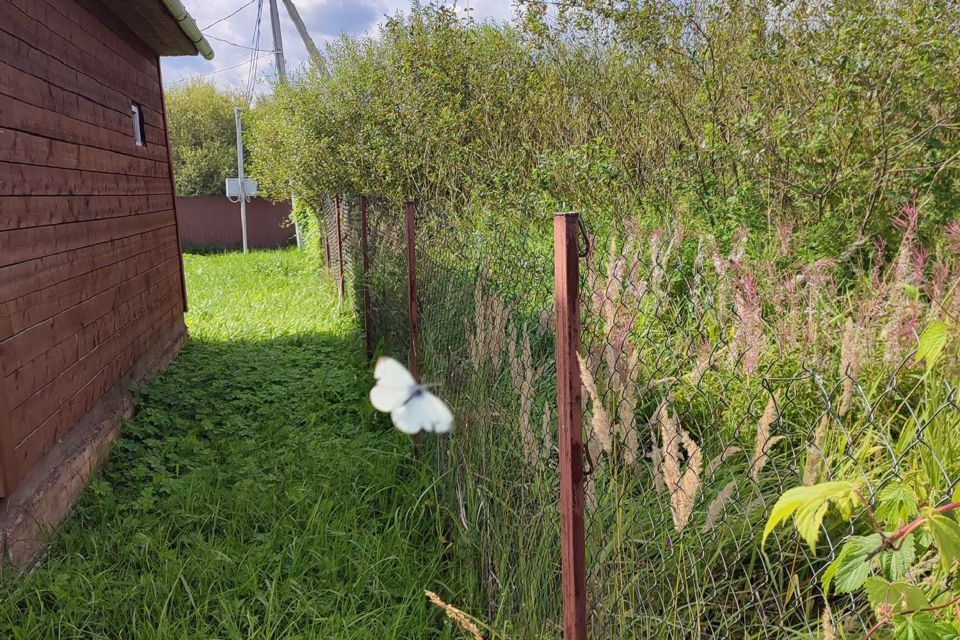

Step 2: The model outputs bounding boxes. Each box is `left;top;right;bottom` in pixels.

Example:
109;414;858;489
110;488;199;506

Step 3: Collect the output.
0;250;465;640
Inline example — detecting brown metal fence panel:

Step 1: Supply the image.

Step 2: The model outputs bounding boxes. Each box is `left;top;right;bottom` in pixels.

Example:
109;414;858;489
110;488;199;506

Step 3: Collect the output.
176;197;295;250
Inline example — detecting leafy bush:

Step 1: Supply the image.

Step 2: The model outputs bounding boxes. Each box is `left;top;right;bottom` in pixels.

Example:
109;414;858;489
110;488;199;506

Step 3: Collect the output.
248;1;960;256
167;80;243;196
246;2;960;636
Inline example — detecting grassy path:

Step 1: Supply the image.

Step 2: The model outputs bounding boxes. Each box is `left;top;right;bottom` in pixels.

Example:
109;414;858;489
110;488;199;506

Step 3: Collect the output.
0;250;453;639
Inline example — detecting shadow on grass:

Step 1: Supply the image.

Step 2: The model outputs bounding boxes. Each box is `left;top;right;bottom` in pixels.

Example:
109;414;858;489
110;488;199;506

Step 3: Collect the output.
0;331;460;640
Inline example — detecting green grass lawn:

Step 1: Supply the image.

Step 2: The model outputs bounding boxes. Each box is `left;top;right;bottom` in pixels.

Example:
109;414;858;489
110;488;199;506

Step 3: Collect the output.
0;249;458;639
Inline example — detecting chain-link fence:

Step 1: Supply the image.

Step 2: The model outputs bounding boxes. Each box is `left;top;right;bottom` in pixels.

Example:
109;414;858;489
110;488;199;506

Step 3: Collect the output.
321;196;960;639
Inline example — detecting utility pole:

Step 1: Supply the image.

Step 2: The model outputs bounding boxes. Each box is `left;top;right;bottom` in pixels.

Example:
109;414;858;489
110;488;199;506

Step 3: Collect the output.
268;0;286;83
235;107;249;254
280;0;326;74
268;0;303;248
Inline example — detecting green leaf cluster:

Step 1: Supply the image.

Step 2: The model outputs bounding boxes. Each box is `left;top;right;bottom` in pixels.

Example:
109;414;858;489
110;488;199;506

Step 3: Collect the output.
166;80;245;196
762;481;862;551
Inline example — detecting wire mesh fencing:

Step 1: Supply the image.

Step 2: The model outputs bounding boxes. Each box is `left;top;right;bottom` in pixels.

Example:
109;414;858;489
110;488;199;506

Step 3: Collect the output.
329;196;960;639
575;212;959;638
320;194;350;304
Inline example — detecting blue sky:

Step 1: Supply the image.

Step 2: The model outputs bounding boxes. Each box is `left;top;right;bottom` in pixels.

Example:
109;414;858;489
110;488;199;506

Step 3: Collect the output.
162;0;515;91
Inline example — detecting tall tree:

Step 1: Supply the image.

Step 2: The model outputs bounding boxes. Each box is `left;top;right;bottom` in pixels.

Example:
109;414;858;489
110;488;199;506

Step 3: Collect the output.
166;80;243;196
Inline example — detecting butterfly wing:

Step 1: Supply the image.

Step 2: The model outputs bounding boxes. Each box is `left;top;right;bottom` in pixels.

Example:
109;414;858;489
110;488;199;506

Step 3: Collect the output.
390;391;454;434
370;357;417;412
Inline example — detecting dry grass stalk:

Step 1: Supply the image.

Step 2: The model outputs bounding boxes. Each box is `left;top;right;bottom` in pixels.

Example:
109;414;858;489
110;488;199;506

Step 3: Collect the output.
578;353;614;455
425;590;483;640
466;277;486;371
691;240;706;321
486;294;508;371
466;275;510;372
821;602;836;640
602;234;623;356
838;318;860;417
703;480;737;532
658;403;703;533
750;391;784;482
613;348;640;464
884;210;922;366
803;415;830;486
509;327;541;466
689;338;714;385
540;401;553;462
599;235;640;378
734;272;764;375
649;442;666;493
801;260;837;358
650;225;683;299
705;445;741;479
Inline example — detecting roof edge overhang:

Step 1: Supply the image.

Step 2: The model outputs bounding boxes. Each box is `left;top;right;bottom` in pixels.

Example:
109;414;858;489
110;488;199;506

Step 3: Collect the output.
160;0;215;60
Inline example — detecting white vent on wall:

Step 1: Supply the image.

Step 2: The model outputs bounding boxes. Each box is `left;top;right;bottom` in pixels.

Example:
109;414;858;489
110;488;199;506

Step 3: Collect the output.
131;103;146;147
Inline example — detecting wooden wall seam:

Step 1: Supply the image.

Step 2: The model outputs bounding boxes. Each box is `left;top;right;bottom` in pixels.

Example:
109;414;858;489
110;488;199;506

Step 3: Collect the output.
0;364;14;495
157;60;188;314
2;0;164;111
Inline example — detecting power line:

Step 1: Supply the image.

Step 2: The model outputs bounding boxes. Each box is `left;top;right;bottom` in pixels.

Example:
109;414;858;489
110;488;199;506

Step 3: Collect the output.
204;33;272;52
202;0;259;31
167;52;272;86
245;0;266;104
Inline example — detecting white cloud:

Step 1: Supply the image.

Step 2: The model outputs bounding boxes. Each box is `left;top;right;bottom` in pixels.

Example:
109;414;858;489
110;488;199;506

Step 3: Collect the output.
162;0;515;92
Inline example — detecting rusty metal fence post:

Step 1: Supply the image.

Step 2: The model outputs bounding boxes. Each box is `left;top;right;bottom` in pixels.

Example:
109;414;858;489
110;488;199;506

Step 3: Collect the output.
360;196;373;360
404;201;420;380
320;196;333;269
554;212;588;640
405;201;422;453
334;194;346;303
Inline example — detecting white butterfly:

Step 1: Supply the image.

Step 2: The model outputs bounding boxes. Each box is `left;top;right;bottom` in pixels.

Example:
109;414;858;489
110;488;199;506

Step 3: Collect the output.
369;357;454;434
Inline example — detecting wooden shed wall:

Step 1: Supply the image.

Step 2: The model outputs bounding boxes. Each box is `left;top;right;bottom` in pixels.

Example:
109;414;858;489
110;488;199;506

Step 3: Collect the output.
0;0;186;496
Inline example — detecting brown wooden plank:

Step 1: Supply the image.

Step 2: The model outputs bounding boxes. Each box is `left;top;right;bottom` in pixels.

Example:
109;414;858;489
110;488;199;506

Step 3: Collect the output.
0;93;166;163
0;60;166;145
0;32;164;133
12;298;181;479
0;249;178;374
0;193;174;231
0;30;163;133
0;300;11;341
8;268;181;437
0;225;177;303
0;209;176;268
8;273;181;437
41;0;159;82
0;366;13;495
1;0;163;112
3;239;178;335
0;128;167;178
0;162;169;199
8;280;167;416
14;292;180;447
0;36;165;140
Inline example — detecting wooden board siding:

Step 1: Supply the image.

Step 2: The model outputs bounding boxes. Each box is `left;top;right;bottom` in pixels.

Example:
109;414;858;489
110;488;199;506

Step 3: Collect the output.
0;0;186;496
